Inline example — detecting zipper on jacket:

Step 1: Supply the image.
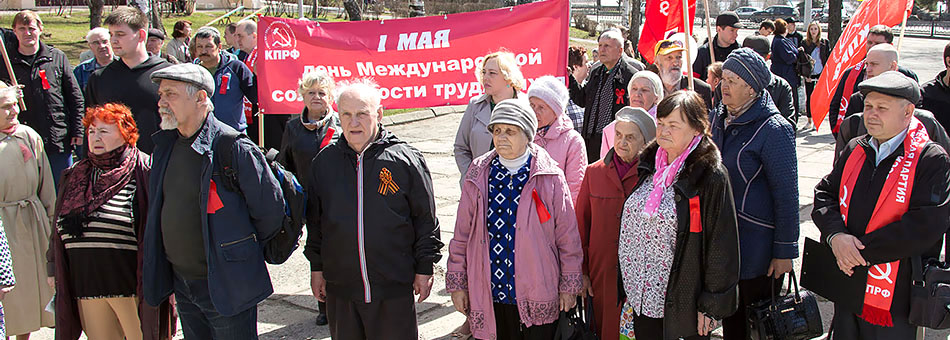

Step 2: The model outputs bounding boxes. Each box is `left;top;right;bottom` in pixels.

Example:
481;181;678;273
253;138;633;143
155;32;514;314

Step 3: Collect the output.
356;152;372;303
220;233;256;247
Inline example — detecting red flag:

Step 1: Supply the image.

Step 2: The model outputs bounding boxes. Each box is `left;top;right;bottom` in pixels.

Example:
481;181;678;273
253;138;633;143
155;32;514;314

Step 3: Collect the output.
810;0;913;129
638;0;696;63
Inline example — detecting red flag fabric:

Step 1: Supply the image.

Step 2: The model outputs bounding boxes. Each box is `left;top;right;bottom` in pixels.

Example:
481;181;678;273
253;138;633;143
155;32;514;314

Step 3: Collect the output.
810;0;913;129
256;0;569;113
638;0;696;63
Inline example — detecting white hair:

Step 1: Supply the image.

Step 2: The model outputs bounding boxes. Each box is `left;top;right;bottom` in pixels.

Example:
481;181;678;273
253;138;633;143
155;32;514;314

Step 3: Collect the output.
334;78;381;109
599;30;624;48
86;27;110;42
184;82;215;113
628;71;664;101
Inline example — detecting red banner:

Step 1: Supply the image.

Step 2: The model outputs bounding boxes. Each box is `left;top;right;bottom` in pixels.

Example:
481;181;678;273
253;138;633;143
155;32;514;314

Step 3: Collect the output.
810;0;912;129
638;0;695;63
256;0;569;113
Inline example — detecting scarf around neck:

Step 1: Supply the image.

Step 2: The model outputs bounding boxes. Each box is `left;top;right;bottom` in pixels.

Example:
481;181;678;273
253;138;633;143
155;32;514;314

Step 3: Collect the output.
58;144;139;236
643;135;702;217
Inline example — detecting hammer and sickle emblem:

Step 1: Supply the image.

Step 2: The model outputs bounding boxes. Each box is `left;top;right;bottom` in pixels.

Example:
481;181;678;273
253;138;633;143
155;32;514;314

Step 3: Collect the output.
659;1;670;16
869;263;894;284
271;28;293;48
840;185;849;209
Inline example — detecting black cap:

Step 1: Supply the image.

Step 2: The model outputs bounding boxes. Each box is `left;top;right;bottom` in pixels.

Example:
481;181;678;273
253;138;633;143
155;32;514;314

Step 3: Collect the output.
858;71;921;104
147;28;165;40
716;12;741;28
785;17;797;23
742;35;771;58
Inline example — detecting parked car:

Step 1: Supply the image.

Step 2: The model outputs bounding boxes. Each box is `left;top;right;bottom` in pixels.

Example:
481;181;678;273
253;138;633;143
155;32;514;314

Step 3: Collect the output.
736;6;760;20
750;5;797;23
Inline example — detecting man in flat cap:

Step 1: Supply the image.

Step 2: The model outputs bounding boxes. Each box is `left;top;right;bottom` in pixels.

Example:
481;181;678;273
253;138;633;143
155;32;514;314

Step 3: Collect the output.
812;70;950;339
142;63;285;339
146;27;179;64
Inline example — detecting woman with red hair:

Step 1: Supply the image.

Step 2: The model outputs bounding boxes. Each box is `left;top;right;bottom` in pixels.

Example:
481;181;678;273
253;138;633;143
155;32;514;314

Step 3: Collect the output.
48;103;174;340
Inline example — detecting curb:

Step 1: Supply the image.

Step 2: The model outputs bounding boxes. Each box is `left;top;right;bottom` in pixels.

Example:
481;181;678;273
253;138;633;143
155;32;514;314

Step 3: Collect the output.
382;105;466;126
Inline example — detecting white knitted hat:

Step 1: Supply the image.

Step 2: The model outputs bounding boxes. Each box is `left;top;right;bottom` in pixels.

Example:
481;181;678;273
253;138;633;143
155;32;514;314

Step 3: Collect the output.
527;76;569;117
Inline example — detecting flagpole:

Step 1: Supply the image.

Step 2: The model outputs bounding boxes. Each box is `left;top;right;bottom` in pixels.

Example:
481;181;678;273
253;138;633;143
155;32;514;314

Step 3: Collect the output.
259;113;265;148
896;4;910;54
683;0;695;90
703;0;714;65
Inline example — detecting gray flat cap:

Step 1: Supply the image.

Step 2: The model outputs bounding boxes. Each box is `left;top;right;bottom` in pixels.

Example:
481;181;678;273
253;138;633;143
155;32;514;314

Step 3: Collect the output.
859;70;921;104
150;63;215;95
741;35;771;58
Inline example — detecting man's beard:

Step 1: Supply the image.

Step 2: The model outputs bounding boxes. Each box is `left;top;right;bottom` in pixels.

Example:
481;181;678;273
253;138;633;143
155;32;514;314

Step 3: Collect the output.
159;108;179;130
661;67;682;87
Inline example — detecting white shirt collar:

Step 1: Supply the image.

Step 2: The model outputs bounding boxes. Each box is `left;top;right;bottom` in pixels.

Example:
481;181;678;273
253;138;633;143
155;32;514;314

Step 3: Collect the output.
869;126;909;166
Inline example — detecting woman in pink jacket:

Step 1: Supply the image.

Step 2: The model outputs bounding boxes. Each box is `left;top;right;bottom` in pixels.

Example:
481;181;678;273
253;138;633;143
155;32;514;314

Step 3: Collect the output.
447;99;584;340
528;76;587;202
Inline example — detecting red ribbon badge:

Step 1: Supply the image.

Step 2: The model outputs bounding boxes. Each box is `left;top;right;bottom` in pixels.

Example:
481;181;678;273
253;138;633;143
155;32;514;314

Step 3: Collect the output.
531;189;551;224
219;74;230;95
688;196;702;233
320;127;335;149
38;69;50;90
207;180;224;214
614;89;625;105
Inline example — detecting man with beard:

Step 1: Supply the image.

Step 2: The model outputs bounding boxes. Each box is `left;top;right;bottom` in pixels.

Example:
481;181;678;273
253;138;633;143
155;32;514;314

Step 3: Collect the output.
85;6;171;154
653;38;713;109
192;26;256;133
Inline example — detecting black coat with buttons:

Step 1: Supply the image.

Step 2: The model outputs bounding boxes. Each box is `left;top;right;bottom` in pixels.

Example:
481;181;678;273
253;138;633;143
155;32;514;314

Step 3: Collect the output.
618;137;740;340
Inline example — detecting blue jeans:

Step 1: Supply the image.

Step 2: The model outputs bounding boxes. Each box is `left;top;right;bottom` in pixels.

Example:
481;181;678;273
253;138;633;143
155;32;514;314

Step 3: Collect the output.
46;149;73;189
173;273;259;340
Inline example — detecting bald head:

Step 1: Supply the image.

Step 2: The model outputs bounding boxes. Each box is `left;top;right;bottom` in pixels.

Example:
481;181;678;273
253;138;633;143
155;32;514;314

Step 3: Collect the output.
336;79;383;152
866;43;899;79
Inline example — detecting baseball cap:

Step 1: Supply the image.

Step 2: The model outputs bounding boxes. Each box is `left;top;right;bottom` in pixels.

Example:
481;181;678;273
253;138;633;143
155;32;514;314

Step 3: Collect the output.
654;39;686;56
716;12;742;28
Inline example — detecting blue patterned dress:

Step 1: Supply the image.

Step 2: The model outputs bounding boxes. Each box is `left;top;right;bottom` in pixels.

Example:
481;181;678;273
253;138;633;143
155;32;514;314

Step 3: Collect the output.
486;155;531;304
0;218;17;338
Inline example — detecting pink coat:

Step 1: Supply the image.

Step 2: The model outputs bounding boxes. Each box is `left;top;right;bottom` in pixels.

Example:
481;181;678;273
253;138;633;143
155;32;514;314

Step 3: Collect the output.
446;145;584;340
535;114;587;202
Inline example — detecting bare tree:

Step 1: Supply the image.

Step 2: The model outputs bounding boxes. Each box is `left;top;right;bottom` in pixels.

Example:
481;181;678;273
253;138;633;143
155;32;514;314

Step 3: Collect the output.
344;0;363;20
89;0;104;29
829;0;842;45
629;0;642;58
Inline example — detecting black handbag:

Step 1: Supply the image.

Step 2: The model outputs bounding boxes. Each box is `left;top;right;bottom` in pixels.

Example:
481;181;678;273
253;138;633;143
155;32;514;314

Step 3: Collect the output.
747;270;823;340
909;235;950;329
554;296;599;340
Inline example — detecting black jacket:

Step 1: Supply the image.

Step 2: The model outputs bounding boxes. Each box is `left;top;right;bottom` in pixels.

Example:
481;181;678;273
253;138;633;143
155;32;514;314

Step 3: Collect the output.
693;35;739;81
568;58;638;139
675;76;714;110
305;126;443;303
277;108;340;189
827;64;919;136
619;138;740;339
834;109;950;163
921;71;950;131
0;30;84;153
813;135;950;317
85;55;171;154
767;75;795;123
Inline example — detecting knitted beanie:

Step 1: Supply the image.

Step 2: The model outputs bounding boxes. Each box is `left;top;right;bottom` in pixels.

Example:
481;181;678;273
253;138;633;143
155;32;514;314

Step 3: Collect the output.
723;47;772;93
527;76;569;117
615;106;657;143
488;98;538;142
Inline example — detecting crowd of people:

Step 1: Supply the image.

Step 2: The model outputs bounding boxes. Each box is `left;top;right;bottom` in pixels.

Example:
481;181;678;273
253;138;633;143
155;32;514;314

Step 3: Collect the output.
0;4;948;340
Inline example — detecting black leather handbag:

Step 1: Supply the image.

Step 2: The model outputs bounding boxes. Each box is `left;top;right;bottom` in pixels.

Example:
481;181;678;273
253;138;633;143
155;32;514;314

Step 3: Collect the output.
747;271;823;340
909;235;950;329
554;297;599;340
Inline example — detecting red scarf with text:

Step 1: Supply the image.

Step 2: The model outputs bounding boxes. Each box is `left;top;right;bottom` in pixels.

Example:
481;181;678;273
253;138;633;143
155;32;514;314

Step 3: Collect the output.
833;61;865;134
839;117;929;326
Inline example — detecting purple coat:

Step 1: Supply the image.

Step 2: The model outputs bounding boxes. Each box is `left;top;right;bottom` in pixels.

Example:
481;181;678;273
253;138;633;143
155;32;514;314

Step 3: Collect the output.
446;144;584;340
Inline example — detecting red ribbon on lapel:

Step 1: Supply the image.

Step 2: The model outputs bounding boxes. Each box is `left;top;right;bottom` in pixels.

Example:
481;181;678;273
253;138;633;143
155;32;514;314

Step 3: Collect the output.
614;88;626;105
688;196;702;233
207;180;224;214
532;189;551;223
39;70;50;90
320;127;335;149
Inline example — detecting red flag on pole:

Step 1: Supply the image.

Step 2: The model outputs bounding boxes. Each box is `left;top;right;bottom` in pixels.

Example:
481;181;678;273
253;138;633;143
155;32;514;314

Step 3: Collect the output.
810;0;913;129
638;0;696;64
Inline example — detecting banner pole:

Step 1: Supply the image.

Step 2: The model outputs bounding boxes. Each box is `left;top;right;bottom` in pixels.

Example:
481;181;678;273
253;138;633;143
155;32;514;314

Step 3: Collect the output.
0;37;25;111
896;5;910;54
258;113;264;148
704;0;714;65
683;0;695;90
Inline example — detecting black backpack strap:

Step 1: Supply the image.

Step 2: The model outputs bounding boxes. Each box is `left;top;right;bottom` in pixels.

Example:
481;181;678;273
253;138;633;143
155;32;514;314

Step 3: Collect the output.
214;131;243;194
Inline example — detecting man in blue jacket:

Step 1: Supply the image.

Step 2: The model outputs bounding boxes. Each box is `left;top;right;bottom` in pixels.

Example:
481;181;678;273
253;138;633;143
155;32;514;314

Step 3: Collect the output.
192;26;257;132
143;63;284;339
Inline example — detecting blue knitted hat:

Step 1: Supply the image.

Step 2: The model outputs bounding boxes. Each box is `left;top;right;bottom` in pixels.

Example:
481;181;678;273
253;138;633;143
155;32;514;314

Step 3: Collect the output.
722;47;772;93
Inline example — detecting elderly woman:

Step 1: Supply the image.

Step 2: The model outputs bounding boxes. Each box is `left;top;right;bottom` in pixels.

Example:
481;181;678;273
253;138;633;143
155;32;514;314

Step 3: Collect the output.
601;70;664;159
527;76;587;201
618;91;739;340
454;51;526;177
447;99;583;340
278;69;339;326
49;103;173;340
0;82;55;339
576;107;655;340
710;48;799;340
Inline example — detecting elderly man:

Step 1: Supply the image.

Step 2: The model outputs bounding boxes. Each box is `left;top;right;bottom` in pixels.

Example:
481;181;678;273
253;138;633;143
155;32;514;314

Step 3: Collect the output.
812;71;950;339
827;25;919;136
653;38;713;109
306;79;442;339
741;35;796;123
569;29;639;161
146;28;179;64
85;6;171;154
143;63;284;339
0;10;84;188
841;44;902;119
694;12;741;81
74;27;114;94
192;27;256;133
